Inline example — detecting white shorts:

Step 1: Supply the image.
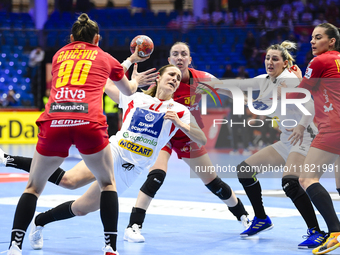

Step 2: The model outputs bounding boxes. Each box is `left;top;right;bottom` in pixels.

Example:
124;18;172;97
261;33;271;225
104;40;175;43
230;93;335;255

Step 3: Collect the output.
109;137;143;196
271;128;314;162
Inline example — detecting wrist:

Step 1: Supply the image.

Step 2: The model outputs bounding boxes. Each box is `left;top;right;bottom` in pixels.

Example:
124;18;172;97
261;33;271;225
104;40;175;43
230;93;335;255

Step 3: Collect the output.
121;59;132;70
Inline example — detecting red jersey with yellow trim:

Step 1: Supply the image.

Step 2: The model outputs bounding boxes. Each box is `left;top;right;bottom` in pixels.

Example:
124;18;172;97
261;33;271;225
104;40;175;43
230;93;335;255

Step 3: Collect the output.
299;51;340;132
172;68;214;139
38;41;125;125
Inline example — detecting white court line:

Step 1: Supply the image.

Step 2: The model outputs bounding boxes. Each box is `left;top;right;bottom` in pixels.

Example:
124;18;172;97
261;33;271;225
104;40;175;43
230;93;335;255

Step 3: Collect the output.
0;194;313;220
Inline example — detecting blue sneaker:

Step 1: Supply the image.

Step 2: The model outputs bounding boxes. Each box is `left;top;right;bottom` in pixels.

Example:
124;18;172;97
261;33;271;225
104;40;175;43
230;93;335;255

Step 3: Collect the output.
240;216;273;237
298;228;326;249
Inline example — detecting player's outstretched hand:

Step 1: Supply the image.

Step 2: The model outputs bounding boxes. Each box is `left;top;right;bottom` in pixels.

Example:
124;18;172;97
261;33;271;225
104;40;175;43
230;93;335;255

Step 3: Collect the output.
132;63;159;88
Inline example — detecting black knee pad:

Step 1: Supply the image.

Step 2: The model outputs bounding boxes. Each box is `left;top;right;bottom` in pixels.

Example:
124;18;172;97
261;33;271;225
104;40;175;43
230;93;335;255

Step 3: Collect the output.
205;177;232;200
140;169;166;198
237;161;258;187
282;175;305;202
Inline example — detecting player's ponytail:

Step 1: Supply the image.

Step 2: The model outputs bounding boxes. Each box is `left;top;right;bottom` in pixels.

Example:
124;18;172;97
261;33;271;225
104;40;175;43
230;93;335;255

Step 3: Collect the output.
266;41;296;68
71;13;99;43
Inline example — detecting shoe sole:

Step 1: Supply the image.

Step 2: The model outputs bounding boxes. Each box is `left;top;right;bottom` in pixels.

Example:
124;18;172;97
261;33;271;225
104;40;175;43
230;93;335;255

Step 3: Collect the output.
313;243;340;255
240;224;274;237
123;236;145;243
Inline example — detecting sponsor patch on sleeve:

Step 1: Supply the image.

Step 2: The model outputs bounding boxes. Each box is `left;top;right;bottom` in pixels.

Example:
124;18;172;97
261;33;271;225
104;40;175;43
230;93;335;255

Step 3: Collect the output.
305;67;313;79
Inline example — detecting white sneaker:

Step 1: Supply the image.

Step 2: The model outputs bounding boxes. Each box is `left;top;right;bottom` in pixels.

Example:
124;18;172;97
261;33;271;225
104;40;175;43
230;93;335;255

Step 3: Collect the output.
29;212;44;250
124;224;145;243
7;241;22;255
102;245;119;255
242;149;252;156
240;215;251;230
0;148;7;166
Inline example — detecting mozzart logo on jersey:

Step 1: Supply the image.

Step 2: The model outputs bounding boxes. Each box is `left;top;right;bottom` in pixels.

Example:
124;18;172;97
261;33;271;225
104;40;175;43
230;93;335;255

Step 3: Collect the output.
198;78;312;128
128;108;164;138
118;139;153;157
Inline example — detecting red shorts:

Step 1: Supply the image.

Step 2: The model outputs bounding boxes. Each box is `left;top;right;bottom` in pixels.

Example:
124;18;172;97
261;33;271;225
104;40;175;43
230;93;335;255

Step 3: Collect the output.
36;119;109;157
311;131;340;155
161;137;207;159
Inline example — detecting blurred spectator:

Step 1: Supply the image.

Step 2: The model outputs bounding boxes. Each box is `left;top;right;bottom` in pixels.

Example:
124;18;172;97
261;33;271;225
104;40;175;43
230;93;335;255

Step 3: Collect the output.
237;66;250;78
248;5;259;24
222;64;236;78
301;6;313;25
292;0;305;13
57;0;73;12
224;9;234;25
28;47;45;80
247;49;263;69
313;13;327;26
212;6;224;25
325;1;339;25
291;6;300;24
169;10;196;32
174;0;184;12
243;31;256;60
234;6;248;26
75;0;94;13
305;0;316;15
104;94;120;136
281;0;292;15
1;89;20;107
278;12;294;36
106;0;115;8
200;8;211;25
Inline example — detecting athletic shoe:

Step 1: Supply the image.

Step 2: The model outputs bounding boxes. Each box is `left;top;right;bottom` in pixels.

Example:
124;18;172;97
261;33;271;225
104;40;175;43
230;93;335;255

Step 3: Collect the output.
0;148;7;166
298;228;326;249
312;232;340;254
240;216;274;237
124;224;145;243
240;215;251;230
7;241;22;255
102;245;119;255
29;212;44;250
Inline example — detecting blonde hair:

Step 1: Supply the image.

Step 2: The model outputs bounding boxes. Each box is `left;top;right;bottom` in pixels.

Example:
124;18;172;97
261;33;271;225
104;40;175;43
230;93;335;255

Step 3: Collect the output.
266;40;296;68
143;64;178;97
71;13;99;43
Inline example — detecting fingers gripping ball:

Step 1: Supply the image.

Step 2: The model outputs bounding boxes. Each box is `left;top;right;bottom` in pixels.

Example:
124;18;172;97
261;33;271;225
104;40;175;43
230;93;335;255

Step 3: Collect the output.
130;35;154;58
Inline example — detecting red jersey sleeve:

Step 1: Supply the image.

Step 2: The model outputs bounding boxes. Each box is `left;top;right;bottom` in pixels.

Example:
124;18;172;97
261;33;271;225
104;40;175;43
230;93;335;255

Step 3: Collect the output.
105;53;125;81
300;57;324;90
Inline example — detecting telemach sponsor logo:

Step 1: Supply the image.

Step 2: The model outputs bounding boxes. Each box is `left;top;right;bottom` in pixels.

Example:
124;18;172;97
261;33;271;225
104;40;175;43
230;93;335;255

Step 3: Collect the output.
49;102;88;113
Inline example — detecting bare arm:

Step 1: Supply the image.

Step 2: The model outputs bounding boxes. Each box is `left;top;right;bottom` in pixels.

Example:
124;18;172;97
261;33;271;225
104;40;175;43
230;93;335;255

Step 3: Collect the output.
164;111;207;145
104;79;120;104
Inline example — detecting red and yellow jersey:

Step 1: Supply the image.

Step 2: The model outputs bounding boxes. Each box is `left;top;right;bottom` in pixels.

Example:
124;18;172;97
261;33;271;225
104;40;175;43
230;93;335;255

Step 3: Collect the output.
299;51;340;132
172;68;213;139
38;41;125;125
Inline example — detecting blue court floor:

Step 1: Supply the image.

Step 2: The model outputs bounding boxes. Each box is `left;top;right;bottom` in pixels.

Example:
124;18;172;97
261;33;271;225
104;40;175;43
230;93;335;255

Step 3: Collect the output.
0;144;340;255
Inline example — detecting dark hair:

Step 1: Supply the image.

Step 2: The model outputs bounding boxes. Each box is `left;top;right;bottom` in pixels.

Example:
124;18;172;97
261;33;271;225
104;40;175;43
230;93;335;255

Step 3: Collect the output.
71;13;99;43
316;23;340;52
266;40;296;68
170;42;191;56
143;64;179;97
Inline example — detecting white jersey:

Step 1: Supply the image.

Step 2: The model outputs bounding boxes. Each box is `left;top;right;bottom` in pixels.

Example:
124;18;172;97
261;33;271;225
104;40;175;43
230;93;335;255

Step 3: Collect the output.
111;92;191;170
237;69;311;136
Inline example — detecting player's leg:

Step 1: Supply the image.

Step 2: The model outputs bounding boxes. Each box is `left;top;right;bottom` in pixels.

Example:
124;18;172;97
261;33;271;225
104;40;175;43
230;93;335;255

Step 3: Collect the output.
124;150;170;242
237;145;284;236
299;147;340;255
183;153;249;228
334;157;340;195
80;144;118;252
0;148;95;189
9;150;65;252
283;152;325;249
